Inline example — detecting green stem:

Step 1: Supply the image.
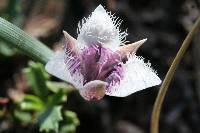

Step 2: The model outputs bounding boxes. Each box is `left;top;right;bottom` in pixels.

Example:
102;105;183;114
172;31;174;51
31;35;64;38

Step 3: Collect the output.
150;17;200;133
0;17;54;64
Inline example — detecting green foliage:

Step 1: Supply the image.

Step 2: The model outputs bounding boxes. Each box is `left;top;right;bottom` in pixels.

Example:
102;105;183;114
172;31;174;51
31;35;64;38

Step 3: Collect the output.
46;81;75;93
38;106;63;132
13;61;78;133
19;94;44;111
0;0;25;57
24;61;49;100
0;41;17;56
13;110;32;124
0;8;78;133
47;90;67;106
60;111;80;133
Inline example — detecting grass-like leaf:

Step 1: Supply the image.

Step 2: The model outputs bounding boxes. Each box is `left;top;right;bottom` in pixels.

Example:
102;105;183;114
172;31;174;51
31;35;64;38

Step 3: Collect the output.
0;17;54;63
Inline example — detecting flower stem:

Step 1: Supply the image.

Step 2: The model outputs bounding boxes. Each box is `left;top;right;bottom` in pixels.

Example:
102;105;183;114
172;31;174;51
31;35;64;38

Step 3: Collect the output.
150;16;200;133
0;17;54;64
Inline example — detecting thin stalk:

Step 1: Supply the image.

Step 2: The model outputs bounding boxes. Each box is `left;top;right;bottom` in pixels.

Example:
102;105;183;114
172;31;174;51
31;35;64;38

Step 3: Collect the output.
0;17;54;64
150;16;200;133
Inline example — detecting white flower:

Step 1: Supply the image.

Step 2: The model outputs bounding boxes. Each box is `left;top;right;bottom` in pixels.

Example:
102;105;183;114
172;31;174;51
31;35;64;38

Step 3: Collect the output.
45;5;161;101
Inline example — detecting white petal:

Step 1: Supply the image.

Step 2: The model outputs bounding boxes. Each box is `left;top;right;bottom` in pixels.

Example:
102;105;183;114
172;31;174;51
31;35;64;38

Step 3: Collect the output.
77;4;127;50
106;55;161;97
45;51;84;89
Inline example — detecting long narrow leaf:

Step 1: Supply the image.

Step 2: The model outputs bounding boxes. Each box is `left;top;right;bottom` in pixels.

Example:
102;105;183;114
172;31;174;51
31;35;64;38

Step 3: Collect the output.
0;17;53;63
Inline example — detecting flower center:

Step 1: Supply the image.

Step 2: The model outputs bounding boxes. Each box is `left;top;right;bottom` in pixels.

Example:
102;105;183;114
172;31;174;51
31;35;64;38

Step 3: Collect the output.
68;44;125;89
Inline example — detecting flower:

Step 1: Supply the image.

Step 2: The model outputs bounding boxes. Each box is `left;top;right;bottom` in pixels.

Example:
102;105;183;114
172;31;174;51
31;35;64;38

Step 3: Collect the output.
45;5;161;101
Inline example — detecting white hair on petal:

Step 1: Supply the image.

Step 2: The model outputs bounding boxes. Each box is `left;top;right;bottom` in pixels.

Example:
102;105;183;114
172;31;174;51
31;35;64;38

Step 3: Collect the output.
45;51;84;89
105;54;161;97
77;4;128;51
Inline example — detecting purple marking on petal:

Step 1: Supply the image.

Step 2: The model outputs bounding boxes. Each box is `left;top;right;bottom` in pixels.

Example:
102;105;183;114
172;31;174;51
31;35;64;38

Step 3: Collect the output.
64;49;81;75
80;45;124;85
105;64;124;93
64;44;125;91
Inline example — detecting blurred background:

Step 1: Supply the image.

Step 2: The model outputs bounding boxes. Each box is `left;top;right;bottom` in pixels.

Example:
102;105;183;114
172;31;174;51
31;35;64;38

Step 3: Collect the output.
0;0;200;133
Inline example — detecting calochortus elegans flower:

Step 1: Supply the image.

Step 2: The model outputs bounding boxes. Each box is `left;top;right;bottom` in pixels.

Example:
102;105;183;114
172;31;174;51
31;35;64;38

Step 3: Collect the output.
45;5;161;101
